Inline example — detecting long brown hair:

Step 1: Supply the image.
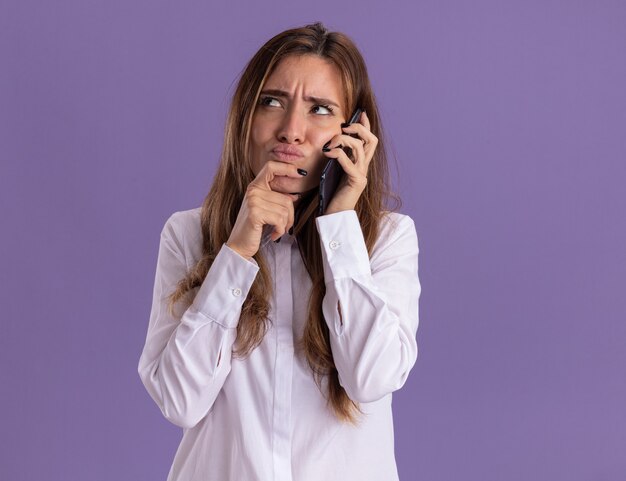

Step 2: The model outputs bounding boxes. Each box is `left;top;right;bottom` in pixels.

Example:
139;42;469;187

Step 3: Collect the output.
167;22;401;425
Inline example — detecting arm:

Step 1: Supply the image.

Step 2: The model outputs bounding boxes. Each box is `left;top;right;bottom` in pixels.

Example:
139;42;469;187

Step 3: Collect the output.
315;210;421;403
137;212;259;428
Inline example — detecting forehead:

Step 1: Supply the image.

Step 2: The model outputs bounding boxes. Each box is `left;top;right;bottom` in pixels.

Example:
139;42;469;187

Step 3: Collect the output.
264;55;344;99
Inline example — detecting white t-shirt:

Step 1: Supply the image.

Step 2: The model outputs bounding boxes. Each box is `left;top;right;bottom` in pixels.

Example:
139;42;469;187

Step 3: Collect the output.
138;207;421;481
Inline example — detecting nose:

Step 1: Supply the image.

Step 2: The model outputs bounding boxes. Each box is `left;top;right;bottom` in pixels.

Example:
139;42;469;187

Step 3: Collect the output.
277;105;304;144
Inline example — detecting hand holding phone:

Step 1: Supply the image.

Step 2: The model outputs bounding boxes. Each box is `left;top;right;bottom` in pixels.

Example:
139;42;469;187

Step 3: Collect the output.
318;107;364;216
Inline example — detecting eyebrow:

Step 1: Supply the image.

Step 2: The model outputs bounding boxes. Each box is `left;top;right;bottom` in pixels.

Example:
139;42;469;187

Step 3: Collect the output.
259;89;341;109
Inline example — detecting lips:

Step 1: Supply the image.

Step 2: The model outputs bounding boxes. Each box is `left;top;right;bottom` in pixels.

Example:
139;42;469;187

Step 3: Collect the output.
271;150;304;162
271;145;304;163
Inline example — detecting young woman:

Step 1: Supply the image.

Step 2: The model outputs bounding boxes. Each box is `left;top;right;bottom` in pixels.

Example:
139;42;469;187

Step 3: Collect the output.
138;21;421;481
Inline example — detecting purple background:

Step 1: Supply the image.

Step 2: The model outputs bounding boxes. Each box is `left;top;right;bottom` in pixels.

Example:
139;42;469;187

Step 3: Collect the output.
2;1;625;479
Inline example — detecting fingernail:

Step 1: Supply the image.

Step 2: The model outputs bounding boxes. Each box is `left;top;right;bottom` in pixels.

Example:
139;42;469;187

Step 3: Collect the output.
322;146;331;152
297;168;307;176
322;140;331;150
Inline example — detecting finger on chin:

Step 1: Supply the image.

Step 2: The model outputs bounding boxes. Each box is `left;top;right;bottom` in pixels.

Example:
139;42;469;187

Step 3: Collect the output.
268;176;299;193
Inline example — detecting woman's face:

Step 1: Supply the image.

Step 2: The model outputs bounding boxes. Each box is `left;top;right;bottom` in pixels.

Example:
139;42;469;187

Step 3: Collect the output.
249;54;347;195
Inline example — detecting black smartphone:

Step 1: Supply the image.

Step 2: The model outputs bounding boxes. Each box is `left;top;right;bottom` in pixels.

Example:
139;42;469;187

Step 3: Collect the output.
318;107;364;216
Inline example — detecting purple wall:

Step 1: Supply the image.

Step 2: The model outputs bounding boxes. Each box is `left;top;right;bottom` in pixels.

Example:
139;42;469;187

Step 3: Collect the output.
2;1;625;479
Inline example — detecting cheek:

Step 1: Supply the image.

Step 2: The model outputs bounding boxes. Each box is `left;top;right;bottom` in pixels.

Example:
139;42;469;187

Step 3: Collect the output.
316;127;340;146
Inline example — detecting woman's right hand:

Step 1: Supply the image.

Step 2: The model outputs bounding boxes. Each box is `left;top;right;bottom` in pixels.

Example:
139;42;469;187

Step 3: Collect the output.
226;160;306;260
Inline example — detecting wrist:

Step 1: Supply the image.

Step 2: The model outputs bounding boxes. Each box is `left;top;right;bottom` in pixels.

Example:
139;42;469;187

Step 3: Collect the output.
324;206;355;216
225;242;253;261
326;196;359;215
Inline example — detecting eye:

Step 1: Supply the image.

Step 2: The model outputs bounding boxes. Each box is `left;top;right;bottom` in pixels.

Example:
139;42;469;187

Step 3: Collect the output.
259;96;280;107
312;104;334;115
258;96;334;116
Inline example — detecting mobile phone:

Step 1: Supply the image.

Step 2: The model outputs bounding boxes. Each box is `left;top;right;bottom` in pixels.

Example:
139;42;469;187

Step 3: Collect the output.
318;107;364;216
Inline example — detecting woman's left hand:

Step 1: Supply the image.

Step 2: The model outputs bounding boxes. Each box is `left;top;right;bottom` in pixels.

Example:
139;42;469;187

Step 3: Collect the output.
322;110;378;215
